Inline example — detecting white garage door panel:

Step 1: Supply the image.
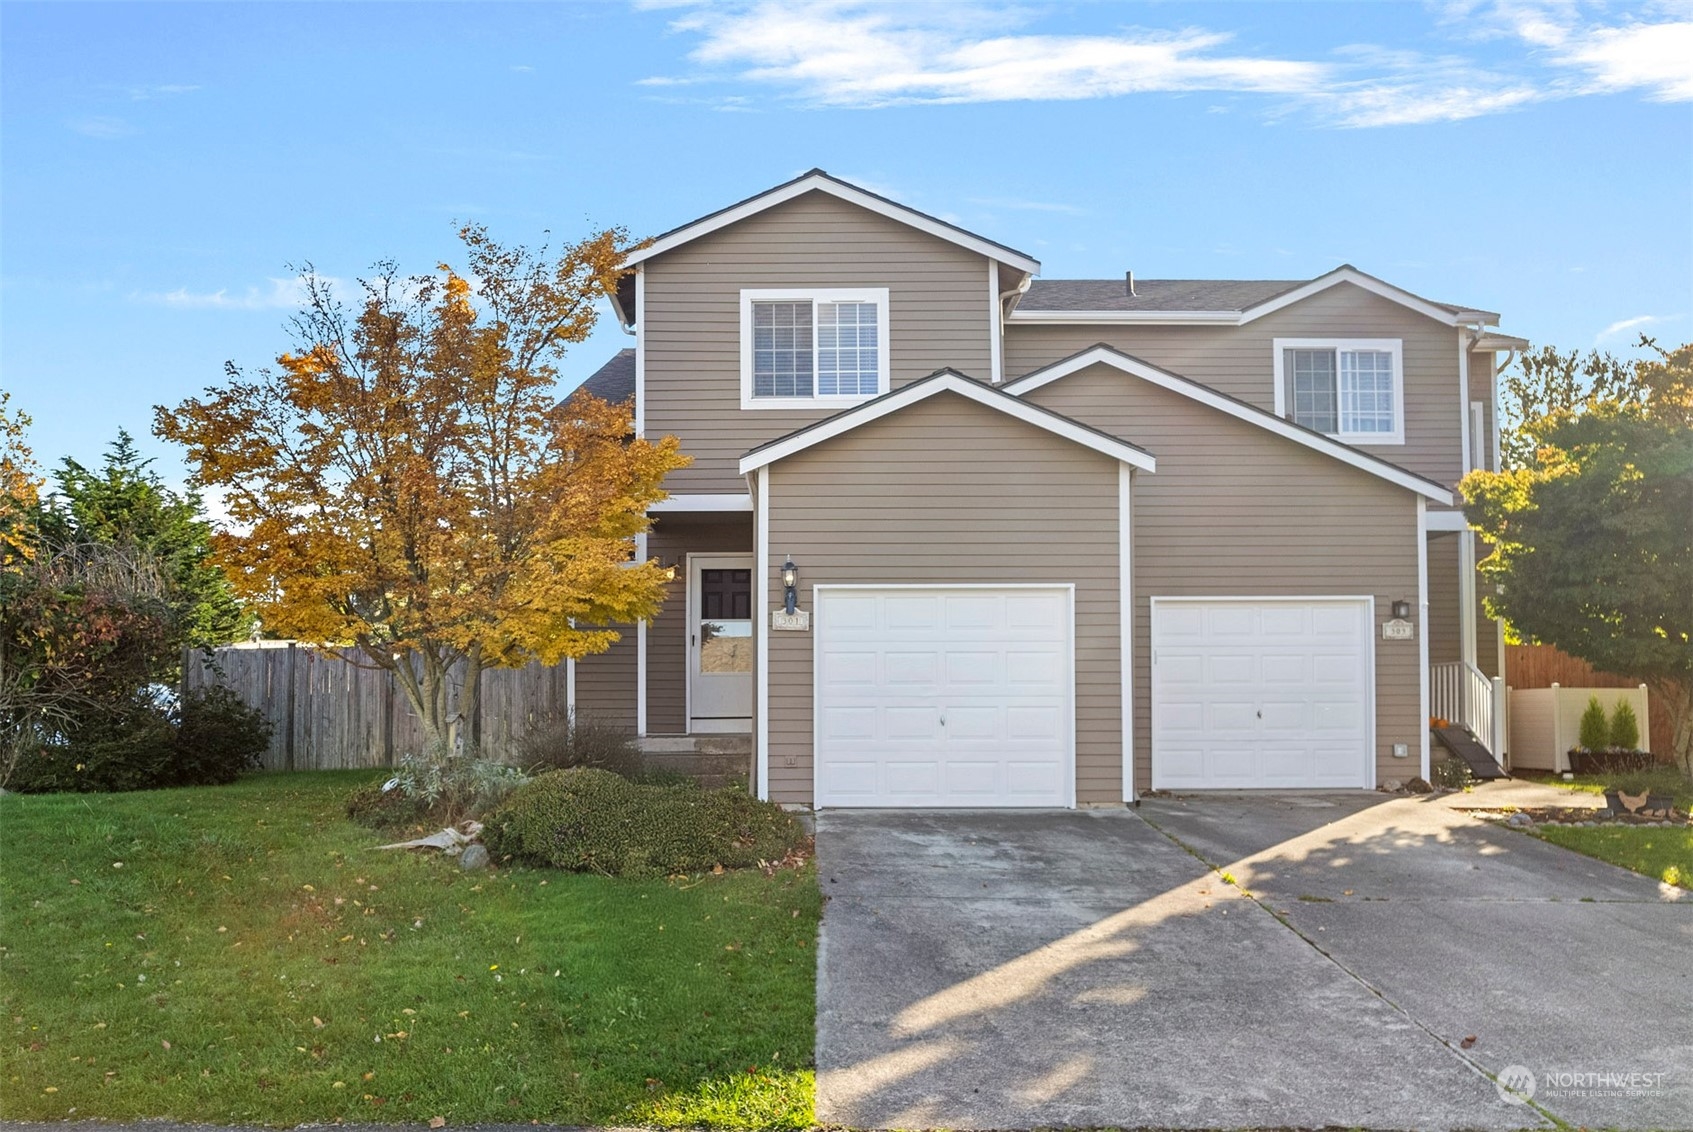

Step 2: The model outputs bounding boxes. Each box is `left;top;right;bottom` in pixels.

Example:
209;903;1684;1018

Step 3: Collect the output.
1152;598;1372;790
815;586;1073;808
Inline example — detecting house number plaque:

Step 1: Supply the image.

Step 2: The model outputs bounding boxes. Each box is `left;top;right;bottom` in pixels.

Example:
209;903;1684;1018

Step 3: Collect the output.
771;610;811;631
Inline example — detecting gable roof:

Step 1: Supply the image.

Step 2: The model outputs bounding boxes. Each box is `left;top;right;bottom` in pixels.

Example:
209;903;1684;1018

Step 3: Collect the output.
623;169;1042;276
1003;344;1454;504
1008;265;1498;328
738;370;1155;476
576;348;635;404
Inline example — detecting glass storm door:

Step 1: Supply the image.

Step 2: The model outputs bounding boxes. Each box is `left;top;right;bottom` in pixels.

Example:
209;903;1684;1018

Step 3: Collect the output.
689;555;754;732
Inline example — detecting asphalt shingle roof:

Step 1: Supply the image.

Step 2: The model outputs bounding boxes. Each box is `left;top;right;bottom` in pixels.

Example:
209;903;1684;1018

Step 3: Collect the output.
577;348;635;404
1019;278;1308;313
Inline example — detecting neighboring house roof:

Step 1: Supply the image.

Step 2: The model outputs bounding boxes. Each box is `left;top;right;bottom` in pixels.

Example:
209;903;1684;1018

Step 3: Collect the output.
1003;344;1455;504
739;370;1156;475
623;169;1043;276
1009;265;1498;328
576;348;635;404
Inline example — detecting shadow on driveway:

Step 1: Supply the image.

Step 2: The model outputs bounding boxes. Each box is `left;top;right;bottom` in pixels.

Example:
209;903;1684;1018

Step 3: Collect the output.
816;804;1559;1131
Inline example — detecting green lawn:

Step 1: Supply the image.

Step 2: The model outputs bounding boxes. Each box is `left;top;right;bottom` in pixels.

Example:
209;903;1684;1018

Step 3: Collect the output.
0;771;820;1127
1530;824;1692;890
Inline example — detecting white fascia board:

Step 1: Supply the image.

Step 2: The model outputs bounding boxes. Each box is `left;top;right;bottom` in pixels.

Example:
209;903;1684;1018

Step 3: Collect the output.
649;494;755;513
1424;509;1470;532
738;372;1156;475
1474;332;1530;352
1006;309;1241;326
1240;269;1472;328
622;174;1042;276
1005;346;1454;505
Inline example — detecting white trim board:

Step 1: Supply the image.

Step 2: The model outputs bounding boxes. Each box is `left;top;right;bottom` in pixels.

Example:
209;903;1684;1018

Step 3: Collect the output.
1004;345;1453;504
650;494;755;513
1119;464;1134;804
622;170;1042;276
754;467;771;801
1417;498;1431;782
740;371;1156;475
1271;338;1406;447
1006;267;1499;330
1424;509;1470;532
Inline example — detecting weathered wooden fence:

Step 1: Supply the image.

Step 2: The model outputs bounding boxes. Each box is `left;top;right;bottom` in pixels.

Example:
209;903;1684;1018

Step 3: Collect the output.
183;643;570;771
1506;643;1673;757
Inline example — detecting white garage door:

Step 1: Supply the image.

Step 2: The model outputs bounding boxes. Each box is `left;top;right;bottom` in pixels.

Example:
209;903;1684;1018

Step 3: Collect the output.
1151;598;1373;789
814;586;1074;807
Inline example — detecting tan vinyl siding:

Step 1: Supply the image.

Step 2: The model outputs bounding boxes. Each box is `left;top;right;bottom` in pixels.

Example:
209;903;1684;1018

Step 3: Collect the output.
573;629;636;731
1005;283;1467;495
644;191;995;494
763;392;1122;807
1023;362;1424;788
646;515;754;734
1427;532;1462;665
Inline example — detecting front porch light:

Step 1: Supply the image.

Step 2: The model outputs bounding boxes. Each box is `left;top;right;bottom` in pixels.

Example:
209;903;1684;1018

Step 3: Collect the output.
781;556;799;614
1392;599;1412;619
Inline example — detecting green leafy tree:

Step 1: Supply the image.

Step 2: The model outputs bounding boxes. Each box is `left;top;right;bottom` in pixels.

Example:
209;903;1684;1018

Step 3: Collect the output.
41;431;248;652
1463;339;1693;771
1497;344;1644;470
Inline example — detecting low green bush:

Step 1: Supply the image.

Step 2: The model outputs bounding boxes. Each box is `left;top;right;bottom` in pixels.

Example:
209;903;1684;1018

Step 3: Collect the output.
6;686;266;793
1431;754;1473;790
483;768;804;877
1609;699;1642;751
346;745;528;831
171;686;271;785
1577;695;1609;751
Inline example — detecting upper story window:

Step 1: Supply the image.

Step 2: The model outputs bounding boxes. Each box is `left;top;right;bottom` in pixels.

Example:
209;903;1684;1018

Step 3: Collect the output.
1272;338;1404;445
740;288;890;409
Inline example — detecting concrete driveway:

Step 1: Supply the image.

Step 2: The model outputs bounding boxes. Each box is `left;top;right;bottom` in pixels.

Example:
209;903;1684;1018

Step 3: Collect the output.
815;789;1692;1130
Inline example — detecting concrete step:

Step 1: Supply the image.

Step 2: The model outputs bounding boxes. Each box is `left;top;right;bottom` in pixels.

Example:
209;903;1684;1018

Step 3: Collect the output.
637;735;753;789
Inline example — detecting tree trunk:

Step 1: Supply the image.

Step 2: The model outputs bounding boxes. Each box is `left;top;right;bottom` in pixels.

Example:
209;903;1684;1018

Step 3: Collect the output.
1657;678;1693;776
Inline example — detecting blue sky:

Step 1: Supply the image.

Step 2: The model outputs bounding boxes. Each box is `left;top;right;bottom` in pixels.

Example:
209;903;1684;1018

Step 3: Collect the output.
3;0;1690;492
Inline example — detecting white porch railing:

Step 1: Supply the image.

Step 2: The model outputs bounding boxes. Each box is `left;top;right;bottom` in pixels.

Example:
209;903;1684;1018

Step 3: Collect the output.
1432;660;1508;765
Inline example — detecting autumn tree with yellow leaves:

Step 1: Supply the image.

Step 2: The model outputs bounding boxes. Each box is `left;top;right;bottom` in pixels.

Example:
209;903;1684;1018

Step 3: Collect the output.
155;225;687;755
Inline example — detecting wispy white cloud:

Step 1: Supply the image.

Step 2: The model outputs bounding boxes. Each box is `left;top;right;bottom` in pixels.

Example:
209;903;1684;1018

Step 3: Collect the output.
642;1;1693;127
1595;312;1674;341
68;115;135;139
132;277;341;311
662;3;1329;108
510;64;535;73
126;83;201;101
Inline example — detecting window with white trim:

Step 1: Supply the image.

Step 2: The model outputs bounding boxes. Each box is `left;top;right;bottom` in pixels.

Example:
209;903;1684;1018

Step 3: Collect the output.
741;288;890;409
1273;338;1405;444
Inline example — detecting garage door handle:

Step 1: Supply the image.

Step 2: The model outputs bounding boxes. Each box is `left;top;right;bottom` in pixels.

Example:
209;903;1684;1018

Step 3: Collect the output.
1256;710;1262;719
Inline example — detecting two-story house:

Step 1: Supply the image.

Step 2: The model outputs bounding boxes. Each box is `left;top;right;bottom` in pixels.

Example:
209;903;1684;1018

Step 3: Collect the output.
568;170;1524;809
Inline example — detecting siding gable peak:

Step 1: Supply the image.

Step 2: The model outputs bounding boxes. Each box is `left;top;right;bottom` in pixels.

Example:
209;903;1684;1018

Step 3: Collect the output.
1004;344;1454;504
739;369;1154;475
623;170;1042;275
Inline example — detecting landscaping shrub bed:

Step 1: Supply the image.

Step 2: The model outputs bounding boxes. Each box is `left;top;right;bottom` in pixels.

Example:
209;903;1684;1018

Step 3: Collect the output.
7;685;271;793
483;767;805;877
